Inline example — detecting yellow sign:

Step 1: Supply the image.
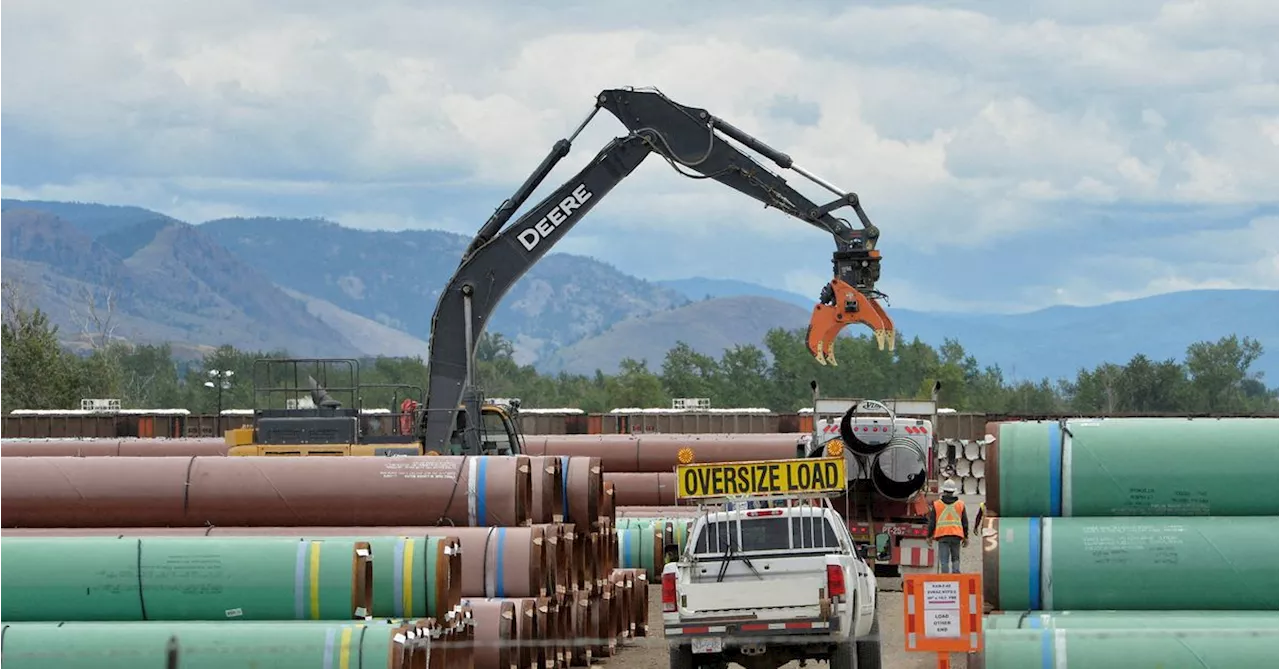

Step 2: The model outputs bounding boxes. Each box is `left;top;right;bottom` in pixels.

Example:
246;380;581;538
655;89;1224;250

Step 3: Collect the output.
675;457;847;500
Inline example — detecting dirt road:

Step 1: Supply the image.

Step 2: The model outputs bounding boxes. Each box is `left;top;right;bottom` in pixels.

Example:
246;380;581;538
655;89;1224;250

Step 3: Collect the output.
597;495;985;668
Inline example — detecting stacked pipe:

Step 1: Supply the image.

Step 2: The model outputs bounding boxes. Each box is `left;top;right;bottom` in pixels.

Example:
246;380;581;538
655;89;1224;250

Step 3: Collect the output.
937;435;988;495
1;436;230;457
0;453;647;668
979;417;1280;668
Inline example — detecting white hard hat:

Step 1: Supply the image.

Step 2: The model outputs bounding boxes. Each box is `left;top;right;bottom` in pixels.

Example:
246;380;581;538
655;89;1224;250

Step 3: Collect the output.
941;479;958;494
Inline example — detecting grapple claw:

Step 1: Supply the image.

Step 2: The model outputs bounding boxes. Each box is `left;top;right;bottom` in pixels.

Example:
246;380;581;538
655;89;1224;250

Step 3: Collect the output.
805;278;896;360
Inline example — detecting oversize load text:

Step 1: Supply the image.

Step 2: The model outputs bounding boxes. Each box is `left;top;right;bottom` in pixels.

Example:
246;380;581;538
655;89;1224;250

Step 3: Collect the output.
677;459;845;498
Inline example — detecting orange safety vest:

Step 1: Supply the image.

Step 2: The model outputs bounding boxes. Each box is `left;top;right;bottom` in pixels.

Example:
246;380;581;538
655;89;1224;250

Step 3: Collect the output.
932;499;965;539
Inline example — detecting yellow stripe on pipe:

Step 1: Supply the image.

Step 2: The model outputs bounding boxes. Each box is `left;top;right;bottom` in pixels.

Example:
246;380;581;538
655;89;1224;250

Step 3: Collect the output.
310;540;323;620
402;538;416;618
338;626;354;669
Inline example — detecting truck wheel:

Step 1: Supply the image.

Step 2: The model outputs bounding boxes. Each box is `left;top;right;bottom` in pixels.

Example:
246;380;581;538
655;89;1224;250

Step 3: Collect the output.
856;616;883;669
668;642;695;669
829;639;856;669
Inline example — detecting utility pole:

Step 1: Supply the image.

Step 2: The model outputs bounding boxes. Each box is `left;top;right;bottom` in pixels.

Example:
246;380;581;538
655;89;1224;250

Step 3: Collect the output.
204;369;234;436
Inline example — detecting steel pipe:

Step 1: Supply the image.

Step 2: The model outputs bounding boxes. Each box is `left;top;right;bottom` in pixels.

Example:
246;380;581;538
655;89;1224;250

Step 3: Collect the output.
530;434;804;473
0;438;229;457
982;516;1280;611
1;455;532;528
0;621;422;669
1;536;373;621
462;598;516;669
526;456;565;524
869;437;928;501
982;627;1280;669
604;472;676;506
558;455;602;532
987;417;1280;516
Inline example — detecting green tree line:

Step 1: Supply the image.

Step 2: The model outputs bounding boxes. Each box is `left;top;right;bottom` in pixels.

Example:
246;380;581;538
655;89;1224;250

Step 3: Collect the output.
2;300;1276;416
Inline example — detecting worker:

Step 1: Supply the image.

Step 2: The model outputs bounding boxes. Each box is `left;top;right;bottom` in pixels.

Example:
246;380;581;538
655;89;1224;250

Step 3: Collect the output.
926;479;969;573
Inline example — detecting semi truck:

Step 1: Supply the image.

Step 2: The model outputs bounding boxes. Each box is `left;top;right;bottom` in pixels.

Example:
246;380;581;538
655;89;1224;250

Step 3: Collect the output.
803;387;941;577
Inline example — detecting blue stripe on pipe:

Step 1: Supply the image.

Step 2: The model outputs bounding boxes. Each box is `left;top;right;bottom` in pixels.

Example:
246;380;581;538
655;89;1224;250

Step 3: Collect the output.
622;528;633;568
559;455;571;522
1047;422;1062;516
495;527;507;598
294;541;307;619
477;457;489;526
322;626;336;669
1040;628;1052;669
392;537;406;618
1028;517;1041;610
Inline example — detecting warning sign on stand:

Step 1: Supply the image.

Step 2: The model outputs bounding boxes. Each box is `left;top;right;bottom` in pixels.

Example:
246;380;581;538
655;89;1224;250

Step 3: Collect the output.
903;574;982;654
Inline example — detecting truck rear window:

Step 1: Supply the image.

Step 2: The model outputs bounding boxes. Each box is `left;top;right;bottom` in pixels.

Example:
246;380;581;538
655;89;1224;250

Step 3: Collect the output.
693;516;842;554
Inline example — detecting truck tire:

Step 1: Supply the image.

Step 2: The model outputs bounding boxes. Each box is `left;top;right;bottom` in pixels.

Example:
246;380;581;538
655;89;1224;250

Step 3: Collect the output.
668;642;695;669
856;616;883;669
829;639;856;669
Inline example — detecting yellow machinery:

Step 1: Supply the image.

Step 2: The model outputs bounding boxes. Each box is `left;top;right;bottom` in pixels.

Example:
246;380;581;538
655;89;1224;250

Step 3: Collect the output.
224;358;525;457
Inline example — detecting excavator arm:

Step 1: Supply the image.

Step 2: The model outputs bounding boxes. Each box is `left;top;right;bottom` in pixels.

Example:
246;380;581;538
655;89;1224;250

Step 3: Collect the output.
421;87;894;453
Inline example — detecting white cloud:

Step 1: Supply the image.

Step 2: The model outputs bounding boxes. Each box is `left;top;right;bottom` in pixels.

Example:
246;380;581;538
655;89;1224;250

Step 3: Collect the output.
1;0;1276;312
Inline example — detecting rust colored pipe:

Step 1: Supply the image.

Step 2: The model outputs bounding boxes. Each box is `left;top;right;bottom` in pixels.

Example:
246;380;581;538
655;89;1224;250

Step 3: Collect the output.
616;568;650;637
473;598;536;669
529;434;806;473
558;456;602;533
588;589;611;658
463;598;516;669
604;473;676;506
568;591;593;667
521;596;555;669
1;455;531;528
0;438;229;457
417;527;547;600
615;505;701;518
531;523;569;596
526;456;565;524
601;480;616;524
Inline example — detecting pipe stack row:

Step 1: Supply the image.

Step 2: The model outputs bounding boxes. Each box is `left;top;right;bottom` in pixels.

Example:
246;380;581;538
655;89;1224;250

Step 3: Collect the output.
0;454;648;668
979;417;1280;668
937;437;988;494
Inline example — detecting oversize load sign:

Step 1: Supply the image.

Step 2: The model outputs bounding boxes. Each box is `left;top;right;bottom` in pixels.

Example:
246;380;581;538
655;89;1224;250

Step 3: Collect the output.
675;457;847;500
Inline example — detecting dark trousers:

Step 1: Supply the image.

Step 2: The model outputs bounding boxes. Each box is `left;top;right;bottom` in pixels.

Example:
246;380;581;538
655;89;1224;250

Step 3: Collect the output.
937;536;962;573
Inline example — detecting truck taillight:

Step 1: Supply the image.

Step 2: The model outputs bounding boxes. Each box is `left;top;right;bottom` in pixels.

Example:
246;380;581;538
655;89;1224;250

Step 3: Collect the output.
826;564;846;599
662;572;677;613
745;509;784;517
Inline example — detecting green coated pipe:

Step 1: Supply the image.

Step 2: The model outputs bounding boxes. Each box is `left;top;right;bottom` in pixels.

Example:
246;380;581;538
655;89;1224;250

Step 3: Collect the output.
618;517;693;552
0;621;414;669
982;516;1279;611
285;534;457;619
985;610;1280;630
990;417;1280;516
982;626;1279;669
615;525;661;578
0;537;373;621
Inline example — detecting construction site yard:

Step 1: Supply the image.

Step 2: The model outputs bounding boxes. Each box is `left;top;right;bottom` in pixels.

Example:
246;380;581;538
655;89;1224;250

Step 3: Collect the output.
607;493;984;669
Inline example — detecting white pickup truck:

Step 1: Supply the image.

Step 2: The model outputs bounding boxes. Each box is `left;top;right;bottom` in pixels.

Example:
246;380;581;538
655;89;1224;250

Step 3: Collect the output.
661;502;881;669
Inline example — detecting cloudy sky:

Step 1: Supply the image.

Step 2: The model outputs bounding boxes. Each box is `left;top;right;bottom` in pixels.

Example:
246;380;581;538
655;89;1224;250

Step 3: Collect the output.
3;0;1277;313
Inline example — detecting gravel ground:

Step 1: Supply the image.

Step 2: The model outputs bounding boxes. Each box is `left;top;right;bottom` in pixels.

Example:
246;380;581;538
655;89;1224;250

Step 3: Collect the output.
600;494;985;669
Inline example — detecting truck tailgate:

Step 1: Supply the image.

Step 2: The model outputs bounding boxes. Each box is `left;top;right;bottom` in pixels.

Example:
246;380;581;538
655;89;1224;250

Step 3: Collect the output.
682;573;825;612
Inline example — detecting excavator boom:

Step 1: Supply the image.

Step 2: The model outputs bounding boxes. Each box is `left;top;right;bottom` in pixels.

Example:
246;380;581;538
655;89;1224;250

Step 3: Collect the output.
421;87;895;453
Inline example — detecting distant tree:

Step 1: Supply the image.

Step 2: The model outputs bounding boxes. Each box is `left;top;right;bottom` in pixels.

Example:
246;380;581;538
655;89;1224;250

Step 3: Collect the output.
1;281;80;410
1184;335;1267;412
660;341;719;400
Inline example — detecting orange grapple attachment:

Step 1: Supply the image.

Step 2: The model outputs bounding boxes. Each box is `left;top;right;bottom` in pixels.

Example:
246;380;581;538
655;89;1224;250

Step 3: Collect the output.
804;279;896;365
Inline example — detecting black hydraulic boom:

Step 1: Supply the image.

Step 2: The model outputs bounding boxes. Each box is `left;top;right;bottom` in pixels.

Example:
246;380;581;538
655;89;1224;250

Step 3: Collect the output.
421;87;887;454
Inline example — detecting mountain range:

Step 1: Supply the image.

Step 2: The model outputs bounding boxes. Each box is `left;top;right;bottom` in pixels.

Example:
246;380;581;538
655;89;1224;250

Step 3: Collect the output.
2;198;1276;386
